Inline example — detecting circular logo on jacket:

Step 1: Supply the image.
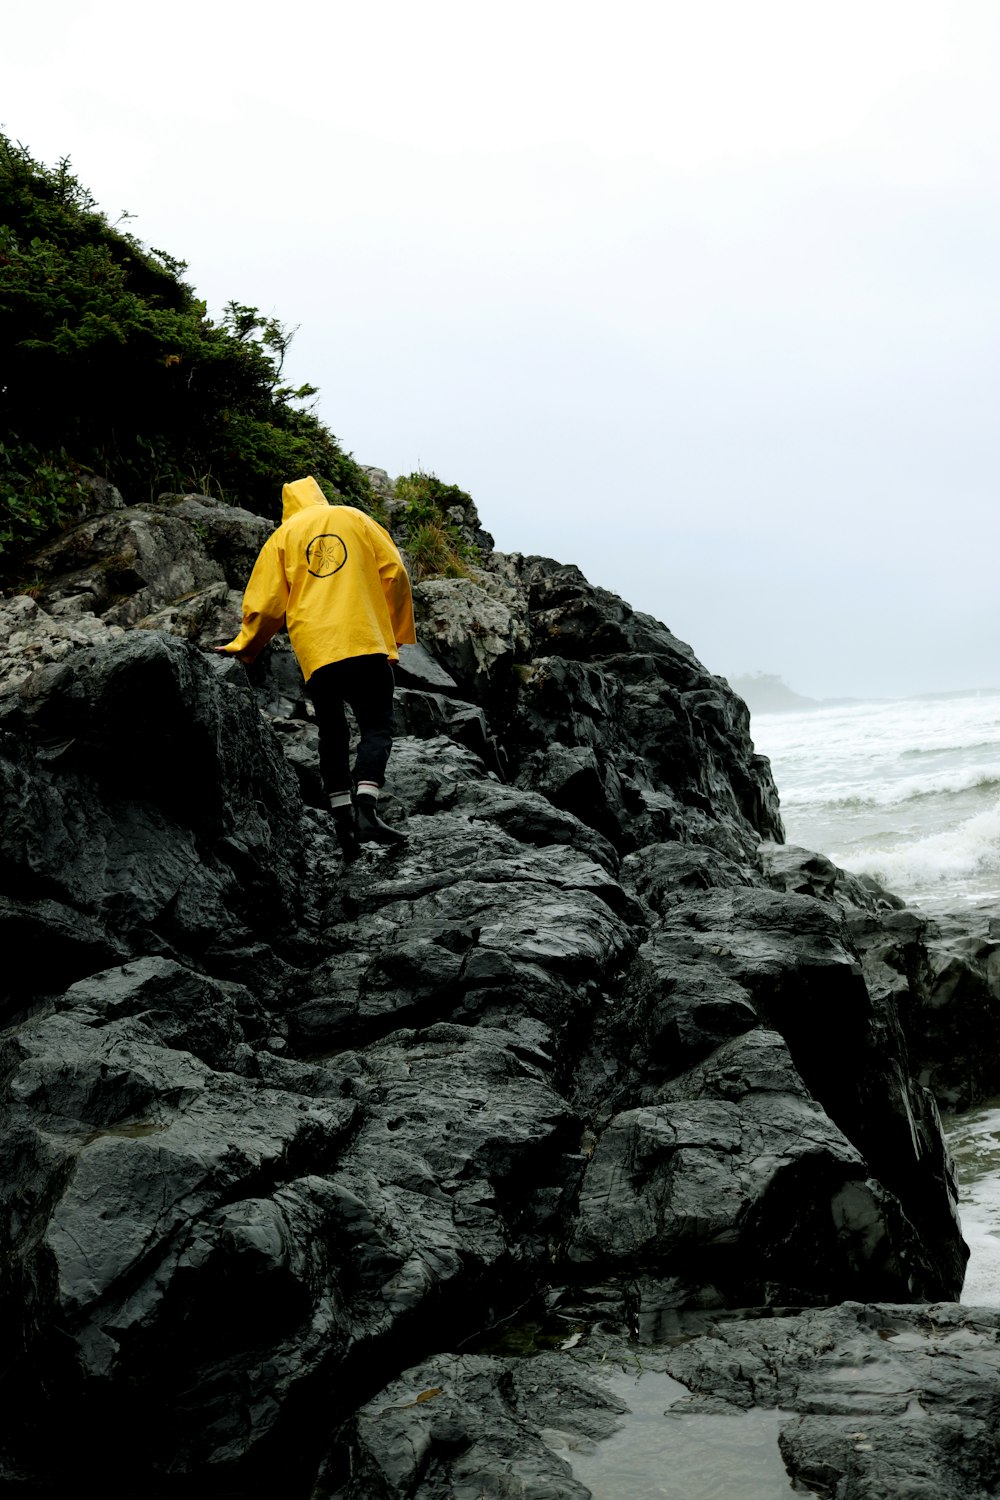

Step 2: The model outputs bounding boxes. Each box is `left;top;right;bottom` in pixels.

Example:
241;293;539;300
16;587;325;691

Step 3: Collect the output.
306;532;348;577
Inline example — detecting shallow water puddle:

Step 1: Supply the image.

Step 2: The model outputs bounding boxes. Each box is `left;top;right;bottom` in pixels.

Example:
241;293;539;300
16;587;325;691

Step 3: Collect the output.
542;1367;813;1500
945;1101;1000;1306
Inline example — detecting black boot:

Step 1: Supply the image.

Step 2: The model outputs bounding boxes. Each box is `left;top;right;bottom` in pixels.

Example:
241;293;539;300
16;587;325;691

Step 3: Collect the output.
355;793;407;845
330;802;360;861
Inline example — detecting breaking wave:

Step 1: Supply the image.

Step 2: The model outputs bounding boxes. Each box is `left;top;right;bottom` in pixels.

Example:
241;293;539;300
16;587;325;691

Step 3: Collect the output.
837;801;1000;906
753;688;1000;906
783;771;1000;813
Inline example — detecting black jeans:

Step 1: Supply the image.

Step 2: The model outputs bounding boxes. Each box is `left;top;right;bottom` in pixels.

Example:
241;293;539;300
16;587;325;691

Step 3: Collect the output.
308;654;396;793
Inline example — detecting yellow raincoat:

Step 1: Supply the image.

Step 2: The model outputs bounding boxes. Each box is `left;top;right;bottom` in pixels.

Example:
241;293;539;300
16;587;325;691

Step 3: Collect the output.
220;476;415;680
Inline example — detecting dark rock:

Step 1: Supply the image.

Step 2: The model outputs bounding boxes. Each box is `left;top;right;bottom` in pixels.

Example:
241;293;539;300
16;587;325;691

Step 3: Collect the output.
517;555;698;668
393;687;505;777
761;840;904;914
621;840;759;914
325;1303;1000;1500
0;492;981;1498
29;505;227;624
770;846;1000;1112
664;1301;1000;1500
0;593;125;700
318;1352;601;1499
564;879;967;1307
394;641;461;694
852;899;1000;1110
0;631;303;974
271;717;326;806
570;1024;955;1305
72;474;126;521
0;1004;360;1483
0;894;128;1022
153;492;274;588
510;643;783;856
134;578;243;645
412;572;528;714
57;956;265;1070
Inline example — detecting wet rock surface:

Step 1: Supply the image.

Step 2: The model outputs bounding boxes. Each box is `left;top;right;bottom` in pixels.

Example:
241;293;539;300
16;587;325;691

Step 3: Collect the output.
330;1302;1000;1500
765;846;1000;1112
0;482;993;1496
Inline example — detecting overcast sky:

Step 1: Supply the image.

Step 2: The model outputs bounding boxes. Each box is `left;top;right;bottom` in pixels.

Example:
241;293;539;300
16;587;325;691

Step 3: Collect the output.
5;1;999;698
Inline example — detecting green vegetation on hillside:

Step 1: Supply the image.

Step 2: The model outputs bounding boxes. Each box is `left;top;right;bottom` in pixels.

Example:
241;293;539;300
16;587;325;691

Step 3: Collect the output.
0;135;373;567
394;471;480;580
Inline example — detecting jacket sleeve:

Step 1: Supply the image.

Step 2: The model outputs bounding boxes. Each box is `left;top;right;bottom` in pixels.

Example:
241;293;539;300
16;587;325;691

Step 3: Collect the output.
369;519;416;647
219;533;289;662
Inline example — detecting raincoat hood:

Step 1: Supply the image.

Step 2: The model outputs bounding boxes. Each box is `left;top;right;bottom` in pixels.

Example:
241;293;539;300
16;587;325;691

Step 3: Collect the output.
282;475;329;521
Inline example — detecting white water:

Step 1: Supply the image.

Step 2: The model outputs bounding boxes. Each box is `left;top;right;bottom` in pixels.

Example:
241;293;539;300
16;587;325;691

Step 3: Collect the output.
751;690;1000;911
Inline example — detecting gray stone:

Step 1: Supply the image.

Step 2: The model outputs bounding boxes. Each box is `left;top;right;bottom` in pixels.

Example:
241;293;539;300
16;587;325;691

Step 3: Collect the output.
29;505;227;624
761;839;904;914
414;575;525;709
394;640;460;693
332;1304;1000;1500
0;485;985;1499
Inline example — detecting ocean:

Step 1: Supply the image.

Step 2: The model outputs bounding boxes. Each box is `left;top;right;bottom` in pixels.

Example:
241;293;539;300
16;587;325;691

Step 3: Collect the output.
750;689;1000;912
751;688;1000;1305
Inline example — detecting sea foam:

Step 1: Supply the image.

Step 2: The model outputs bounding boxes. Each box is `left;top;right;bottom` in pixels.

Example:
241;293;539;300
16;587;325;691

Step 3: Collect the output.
752;689;1000;907
838;799;1000;905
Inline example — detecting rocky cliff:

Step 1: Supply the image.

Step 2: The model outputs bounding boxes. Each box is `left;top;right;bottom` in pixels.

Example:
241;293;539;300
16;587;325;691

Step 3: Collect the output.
0;477;996;1498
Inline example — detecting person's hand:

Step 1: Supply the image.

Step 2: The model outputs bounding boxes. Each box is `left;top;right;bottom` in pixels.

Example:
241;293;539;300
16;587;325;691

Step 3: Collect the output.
213;644;256;663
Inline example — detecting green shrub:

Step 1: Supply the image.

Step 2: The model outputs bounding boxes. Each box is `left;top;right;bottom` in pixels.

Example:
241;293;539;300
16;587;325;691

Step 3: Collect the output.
0;442;88;555
405;520;471;580
0;135;374;575
394;471;479;580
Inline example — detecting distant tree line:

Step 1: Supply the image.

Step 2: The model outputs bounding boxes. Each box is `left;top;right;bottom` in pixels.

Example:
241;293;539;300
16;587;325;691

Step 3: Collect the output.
727;673;818;714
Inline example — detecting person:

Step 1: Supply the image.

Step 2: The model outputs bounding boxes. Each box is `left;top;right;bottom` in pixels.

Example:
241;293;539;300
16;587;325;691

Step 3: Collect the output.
216;475;415;858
